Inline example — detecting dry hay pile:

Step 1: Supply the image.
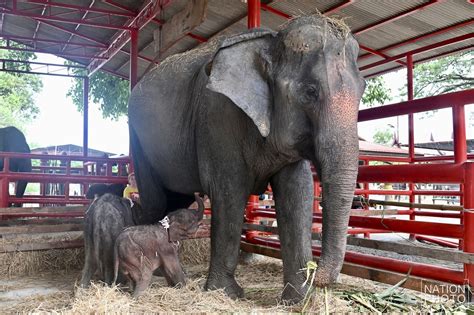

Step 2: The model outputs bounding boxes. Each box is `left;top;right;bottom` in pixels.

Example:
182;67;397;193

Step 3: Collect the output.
2;256;473;313
0;232;84;278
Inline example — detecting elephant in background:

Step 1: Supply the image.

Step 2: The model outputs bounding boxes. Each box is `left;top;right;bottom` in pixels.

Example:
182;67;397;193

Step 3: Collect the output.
0;126;32;206
129;14;365;302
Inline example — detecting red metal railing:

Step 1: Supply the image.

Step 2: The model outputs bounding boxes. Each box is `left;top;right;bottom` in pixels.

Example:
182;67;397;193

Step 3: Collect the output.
0;152;129;208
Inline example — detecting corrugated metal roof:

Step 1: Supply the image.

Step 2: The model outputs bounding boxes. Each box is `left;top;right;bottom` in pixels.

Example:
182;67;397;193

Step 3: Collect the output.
0;0;472;79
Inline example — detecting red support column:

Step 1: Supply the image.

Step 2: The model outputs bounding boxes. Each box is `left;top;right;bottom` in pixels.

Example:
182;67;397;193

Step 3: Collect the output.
245;195;260;240
407;54;416;240
129;28;139;91
463;163;474;298
247;0;261;29
0;157;9;208
453;104;467;164
83;76;89;157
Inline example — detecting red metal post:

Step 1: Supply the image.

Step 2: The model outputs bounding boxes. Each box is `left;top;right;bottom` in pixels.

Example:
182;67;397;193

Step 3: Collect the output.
245;195;260;240
247;0;261;29
464;163;474;295
0;157;9;208
453;105;467;164
129;27;139;91
83;76;89;157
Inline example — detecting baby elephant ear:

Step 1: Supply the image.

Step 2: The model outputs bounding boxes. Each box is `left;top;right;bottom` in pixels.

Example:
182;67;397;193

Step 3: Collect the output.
207;32;274;137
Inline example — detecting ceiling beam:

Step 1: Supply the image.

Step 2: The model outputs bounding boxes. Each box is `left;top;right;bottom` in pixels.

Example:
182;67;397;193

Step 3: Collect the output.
24;0;137;18
359;18;474;60
360;33;473;73
0;42;107;60
60;0;96;53
87;0;172;75
363;44;474;79
0;1;131;30
352;0;440;35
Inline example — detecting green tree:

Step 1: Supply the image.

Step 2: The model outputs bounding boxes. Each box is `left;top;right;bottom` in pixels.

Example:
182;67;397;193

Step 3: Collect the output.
373;128;393;145
0;41;43;130
66;63;129;120
361;76;392;108
410;51;473;98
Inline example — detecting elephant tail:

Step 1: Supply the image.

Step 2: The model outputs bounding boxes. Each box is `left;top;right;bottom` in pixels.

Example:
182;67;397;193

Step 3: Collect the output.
112;240;119;285
129;126;165;223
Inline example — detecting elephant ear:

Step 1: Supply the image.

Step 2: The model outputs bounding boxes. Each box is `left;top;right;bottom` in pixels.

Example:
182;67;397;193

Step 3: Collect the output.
206;30;276;137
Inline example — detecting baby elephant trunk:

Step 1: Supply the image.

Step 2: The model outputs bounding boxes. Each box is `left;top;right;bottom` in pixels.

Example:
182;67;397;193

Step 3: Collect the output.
194;193;205;221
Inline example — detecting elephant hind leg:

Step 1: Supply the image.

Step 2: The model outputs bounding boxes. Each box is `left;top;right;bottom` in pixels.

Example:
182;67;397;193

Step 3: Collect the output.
132;270;152;298
80;246;97;288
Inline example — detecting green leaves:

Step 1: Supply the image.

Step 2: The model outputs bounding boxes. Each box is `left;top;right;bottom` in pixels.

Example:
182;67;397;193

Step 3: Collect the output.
66;63;130;120
361;76;392;108
0;44;42;130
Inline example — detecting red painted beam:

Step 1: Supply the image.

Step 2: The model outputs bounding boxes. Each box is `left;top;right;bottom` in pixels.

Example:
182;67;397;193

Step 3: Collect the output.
358;89;474;121
0;45;106;60
261;3;291;19
359;19;474;60
323;0;354;14
353;0;439;35
360;32;474;72
250;237;465;285
358;163;465;183
24;0;136;18
87;0;172;75
359;44;406;66
0;34;105;49
0;2;131;30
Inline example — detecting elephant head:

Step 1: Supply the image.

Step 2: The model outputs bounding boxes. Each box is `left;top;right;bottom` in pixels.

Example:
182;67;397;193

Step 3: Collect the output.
207;15;365;285
167;193;205;242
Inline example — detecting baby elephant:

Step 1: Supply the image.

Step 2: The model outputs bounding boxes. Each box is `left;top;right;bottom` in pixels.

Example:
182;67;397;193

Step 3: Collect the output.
113;193;204;298
80;193;135;287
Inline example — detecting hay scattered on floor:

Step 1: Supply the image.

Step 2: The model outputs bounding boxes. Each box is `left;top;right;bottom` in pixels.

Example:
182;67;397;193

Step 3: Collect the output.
2;291;73;314
178;238;210;265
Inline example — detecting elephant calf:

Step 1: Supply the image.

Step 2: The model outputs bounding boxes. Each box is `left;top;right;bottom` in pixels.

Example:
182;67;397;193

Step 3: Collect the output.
113;194;204;298
80;193;135;287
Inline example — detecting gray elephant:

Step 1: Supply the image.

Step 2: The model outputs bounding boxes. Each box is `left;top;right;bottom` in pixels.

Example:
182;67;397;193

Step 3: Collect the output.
113;194;204;298
0;126;32;206
128;14;365;302
80;193;136;287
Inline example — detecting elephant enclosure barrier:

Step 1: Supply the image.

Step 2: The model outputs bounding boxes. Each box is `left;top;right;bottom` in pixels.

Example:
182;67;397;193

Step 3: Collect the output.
1;89;474;299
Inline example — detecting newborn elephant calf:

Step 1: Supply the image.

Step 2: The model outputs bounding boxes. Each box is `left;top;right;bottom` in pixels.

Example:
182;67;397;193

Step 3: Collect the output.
80;193;135;287
113;194;204;298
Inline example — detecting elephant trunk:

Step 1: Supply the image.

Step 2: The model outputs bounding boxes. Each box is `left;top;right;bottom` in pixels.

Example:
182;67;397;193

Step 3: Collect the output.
312;92;359;286
195;193;205;221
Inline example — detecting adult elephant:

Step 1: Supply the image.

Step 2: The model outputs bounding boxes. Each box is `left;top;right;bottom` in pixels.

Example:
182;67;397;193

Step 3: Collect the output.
0;126;32;206
129;15;365;302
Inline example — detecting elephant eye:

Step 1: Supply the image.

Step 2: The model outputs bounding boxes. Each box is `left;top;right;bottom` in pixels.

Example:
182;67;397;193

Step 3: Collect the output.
300;84;319;103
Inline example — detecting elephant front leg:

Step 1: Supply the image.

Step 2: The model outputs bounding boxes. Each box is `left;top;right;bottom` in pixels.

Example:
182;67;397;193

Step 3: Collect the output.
204;190;248;299
270;160;314;304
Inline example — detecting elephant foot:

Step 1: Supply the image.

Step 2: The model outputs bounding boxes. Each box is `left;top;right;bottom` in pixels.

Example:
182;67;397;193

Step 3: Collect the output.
314;267;340;287
280;278;309;304
205;273;244;299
